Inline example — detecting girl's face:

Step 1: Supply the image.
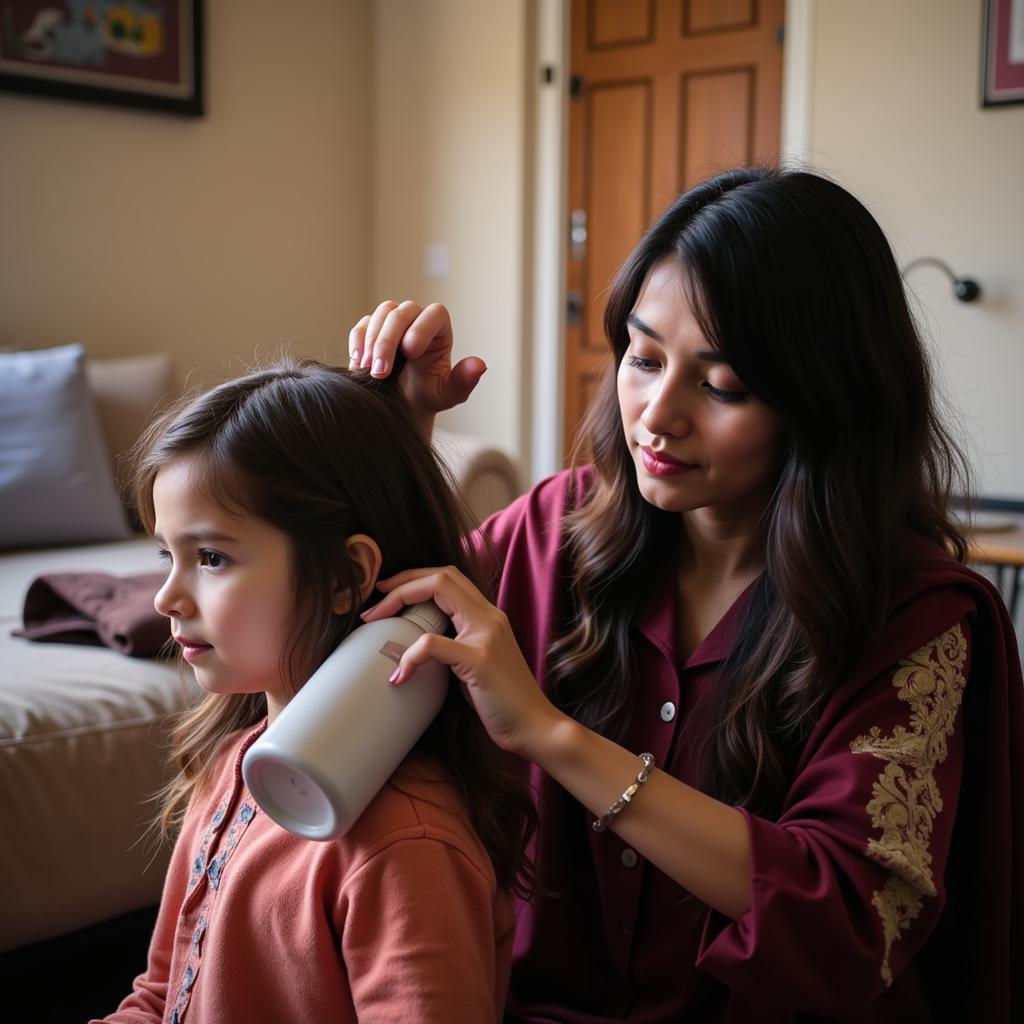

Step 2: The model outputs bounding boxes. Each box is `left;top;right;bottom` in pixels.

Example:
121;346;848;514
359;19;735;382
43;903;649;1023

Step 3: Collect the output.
617;259;784;525
152;458;299;720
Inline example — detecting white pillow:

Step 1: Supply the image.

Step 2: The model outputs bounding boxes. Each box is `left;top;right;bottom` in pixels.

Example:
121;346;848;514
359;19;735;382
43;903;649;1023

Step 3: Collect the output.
0;344;130;549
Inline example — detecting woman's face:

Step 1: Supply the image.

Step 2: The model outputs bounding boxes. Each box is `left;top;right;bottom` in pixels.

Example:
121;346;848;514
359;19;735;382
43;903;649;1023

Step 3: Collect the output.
617;259;784;524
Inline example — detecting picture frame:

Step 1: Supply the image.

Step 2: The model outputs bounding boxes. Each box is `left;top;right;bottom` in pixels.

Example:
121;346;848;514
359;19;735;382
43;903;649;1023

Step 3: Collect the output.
0;1;203;116
981;0;1024;107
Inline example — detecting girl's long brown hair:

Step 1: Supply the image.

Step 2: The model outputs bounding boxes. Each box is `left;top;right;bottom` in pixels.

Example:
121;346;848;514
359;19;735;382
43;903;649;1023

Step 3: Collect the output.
133;359;535;895
547;168;972;818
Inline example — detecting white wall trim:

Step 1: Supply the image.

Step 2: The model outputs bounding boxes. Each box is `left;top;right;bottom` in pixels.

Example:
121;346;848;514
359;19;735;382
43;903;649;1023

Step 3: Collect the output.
781;0;816;165
527;0;569;484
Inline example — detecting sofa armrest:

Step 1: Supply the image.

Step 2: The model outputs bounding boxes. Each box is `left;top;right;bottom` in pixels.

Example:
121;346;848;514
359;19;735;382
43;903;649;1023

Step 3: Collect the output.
432;428;524;527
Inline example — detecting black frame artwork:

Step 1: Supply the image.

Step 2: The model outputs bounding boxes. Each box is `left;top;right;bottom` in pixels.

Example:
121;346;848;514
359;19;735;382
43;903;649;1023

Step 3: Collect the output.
0;1;203;116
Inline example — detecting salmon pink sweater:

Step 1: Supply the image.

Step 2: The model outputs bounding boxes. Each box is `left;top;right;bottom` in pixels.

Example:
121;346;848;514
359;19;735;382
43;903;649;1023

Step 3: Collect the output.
94;723;514;1023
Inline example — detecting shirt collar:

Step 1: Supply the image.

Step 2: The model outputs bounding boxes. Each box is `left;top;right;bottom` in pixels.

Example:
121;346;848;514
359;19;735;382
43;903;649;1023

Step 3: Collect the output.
637;568;757;670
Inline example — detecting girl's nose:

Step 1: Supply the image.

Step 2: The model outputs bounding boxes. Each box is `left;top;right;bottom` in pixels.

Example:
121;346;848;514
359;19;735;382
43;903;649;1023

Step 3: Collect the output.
154;571;193;619
641;381;690;438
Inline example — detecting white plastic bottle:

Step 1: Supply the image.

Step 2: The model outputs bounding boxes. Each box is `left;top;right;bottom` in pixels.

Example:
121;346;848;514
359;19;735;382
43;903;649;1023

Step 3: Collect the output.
242;601;449;840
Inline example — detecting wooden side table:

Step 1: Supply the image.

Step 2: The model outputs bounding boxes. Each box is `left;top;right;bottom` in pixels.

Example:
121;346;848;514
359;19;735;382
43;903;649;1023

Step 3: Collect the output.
968;524;1024;618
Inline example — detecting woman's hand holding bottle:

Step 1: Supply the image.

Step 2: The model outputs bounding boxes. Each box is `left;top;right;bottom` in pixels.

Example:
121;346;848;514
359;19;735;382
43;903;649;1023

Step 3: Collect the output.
348;301;486;436
360;565;568;762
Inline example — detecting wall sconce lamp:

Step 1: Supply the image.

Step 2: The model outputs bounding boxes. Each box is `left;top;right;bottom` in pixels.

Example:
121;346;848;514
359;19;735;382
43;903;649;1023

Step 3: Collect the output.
902;257;982;303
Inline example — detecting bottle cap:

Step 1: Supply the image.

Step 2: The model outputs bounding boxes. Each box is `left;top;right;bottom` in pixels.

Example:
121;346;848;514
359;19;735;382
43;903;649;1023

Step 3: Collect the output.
400;601;448;635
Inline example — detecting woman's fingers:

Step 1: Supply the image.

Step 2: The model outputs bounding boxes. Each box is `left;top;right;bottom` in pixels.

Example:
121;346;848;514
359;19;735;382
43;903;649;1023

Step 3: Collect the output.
354;301;451;379
387;632;465;686
369;301;425;377
348;315;370;367
362;563;559;757
359;301;397;370
399;303;453;360
375;564;461;591
384;599;539;756
361;566;484;630
346;301;485;422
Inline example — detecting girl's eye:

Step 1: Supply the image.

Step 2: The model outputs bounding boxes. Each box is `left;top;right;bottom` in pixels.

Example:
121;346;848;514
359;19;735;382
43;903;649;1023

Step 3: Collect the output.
702;381;748;403
199;550;228;569
625;354;659;372
156;548;171;566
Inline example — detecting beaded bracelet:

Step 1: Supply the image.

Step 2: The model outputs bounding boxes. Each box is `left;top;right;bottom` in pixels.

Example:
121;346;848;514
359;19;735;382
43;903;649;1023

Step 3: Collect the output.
592;752;655;832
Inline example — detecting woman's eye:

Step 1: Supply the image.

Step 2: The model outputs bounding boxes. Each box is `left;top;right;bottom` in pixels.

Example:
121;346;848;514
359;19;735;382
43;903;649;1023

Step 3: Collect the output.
702;381;748;403
156;548;171;566
199;550;227;568
625;354;659;371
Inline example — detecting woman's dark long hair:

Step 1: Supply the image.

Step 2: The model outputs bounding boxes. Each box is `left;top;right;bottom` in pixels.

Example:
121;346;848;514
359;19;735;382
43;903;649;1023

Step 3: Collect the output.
548;167;971;817
133;359;535;896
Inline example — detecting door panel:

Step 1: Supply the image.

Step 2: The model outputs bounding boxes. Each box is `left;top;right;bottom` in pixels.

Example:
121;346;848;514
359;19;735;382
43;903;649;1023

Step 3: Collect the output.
685;0;757;35
589;0;655;46
680;67;754;186
586;81;651;352
564;0;784;455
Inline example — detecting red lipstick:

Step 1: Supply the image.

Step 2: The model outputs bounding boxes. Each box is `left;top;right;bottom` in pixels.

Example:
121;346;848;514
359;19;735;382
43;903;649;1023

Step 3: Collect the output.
640;447;696;477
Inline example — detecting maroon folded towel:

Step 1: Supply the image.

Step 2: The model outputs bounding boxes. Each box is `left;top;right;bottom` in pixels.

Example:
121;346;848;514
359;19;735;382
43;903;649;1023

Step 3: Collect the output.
13;571;172;658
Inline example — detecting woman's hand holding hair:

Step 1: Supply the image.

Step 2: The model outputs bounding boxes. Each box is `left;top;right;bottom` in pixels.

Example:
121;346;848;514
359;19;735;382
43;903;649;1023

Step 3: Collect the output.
348;301;486;438
360;565;568;761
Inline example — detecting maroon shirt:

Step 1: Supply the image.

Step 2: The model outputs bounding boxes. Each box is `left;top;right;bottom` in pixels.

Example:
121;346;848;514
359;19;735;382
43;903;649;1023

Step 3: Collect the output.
474;469;1023;1023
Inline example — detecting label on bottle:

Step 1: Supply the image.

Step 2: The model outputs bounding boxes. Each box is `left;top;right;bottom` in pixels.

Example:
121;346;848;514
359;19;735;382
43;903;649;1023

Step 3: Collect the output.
378;641;407;664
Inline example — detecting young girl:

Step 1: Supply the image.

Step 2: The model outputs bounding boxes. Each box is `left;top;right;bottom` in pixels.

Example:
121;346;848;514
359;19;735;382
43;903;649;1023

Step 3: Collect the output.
353;168;1024;1021
94;360;535;1023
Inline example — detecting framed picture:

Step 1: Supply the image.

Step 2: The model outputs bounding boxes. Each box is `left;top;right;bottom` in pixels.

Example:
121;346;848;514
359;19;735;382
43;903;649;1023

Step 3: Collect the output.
982;0;1024;107
0;1;202;116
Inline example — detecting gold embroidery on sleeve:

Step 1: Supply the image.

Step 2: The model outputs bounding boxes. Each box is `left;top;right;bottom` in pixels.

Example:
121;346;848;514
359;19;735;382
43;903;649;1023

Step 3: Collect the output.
848;623;967;987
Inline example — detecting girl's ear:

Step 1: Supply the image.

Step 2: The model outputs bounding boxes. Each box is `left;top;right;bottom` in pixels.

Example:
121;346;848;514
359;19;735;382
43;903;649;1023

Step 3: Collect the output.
331;534;383;615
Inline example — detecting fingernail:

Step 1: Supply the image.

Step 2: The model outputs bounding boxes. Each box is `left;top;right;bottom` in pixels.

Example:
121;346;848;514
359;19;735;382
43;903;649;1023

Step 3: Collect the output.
372;357;387;376
350;349;360;364
388;667;400;684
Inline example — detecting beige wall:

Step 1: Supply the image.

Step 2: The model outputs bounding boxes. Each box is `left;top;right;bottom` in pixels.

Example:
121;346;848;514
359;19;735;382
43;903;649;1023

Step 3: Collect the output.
371;0;530;456
0;0;373;387
808;0;1024;498
5;1;1019;495
0;0;533;458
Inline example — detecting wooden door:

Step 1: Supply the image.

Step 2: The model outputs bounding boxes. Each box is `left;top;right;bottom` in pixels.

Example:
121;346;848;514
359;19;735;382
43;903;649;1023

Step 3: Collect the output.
563;0;785;455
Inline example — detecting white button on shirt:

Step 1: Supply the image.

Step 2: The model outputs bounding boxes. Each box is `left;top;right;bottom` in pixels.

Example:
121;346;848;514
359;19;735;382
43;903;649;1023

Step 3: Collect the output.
621;848;639;868
660;701;676;722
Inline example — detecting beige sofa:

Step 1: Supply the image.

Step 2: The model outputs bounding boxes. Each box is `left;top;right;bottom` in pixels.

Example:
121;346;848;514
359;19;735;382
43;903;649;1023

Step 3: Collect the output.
0;352;523;965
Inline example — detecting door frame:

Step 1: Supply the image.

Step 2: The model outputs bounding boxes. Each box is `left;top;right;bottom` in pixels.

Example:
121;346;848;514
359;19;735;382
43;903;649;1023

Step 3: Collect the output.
525;0;816;484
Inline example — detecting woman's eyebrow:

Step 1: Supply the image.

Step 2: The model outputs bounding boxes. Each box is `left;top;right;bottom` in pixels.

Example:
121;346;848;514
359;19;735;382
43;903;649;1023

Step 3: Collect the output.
626;314;731;364
626;313;663;343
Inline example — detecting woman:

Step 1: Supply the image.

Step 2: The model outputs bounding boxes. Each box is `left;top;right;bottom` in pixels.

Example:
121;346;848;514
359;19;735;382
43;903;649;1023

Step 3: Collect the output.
354;168;1023;1022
